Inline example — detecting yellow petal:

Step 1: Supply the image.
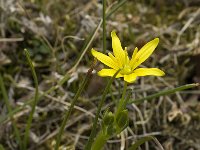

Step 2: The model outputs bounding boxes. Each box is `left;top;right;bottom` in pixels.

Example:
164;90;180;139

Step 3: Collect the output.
98;69;123;78
129;47;138;67
124;73;137;83
91;48;119;70
134;68;165;76
111;31;125;66
131;38;159;69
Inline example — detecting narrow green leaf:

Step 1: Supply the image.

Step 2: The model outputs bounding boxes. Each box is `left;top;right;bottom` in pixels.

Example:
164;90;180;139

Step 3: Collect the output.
128;83;199;104
54;64;93;150
106;0;127;18
0;145;5;150
0;74;22;149
102;0;106;53
128;136;154;150
23;49;39;150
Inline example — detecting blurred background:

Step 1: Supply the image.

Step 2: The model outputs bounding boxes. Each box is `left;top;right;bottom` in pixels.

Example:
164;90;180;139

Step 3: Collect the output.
0;0;200;149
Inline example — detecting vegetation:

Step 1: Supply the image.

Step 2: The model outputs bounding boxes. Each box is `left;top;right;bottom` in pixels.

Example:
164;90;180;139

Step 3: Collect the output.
0;0;200;149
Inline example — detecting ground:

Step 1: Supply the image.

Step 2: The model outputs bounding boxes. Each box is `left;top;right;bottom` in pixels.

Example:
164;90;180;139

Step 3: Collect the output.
0;0;200;149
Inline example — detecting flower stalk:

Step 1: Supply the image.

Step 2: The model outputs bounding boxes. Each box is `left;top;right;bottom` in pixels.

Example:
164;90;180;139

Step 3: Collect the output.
91;132;108;150
84;70;120;150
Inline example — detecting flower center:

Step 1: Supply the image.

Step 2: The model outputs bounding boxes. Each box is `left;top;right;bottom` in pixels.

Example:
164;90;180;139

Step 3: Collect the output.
120;65;132;75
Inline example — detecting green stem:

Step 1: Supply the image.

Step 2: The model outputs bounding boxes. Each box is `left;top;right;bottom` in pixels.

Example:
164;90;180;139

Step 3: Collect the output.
116;81;128;120
102;0;106;54
54;68;92;150
23;49;39;150
0;74;22;149
128;83;199;104
91;132;107;150
84;70;120;150
105;0;127;19
122;81;127;100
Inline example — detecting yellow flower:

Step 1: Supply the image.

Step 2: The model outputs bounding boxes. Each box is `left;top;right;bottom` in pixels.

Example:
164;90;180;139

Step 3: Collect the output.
91;31;165;83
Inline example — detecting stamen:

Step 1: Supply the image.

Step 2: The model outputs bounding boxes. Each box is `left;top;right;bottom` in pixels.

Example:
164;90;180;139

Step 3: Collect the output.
108;52;116;62
108;52;122;68
124;47;129;65
129;47;138;67
131;47;138;60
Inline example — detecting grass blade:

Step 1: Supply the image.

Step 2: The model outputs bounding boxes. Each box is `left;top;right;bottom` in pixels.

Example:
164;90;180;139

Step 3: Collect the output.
128;83;199;104
23;49;39;150
54;63;94;150
0;145;5;150
106;0;127;19
128;136;154;150
128;136;164;150
102;0;106;53
0;74;22;149
0;72;70;124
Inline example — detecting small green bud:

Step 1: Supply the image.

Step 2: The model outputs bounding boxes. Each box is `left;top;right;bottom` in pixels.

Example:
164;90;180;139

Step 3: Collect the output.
116;109;129;130
102;111;115;136
103;111;114;126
